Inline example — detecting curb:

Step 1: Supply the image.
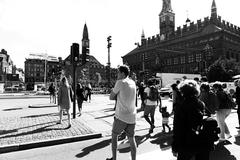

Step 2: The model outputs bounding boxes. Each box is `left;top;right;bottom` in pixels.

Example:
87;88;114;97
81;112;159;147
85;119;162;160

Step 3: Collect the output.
0;133;102;154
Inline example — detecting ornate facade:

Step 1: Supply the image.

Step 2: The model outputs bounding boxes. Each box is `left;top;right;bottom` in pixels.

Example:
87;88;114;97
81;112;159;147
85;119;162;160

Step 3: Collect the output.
122;0;240;81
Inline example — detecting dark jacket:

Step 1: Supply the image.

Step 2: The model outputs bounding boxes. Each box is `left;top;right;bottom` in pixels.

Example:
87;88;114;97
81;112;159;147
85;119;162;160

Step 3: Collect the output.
216;90;231;109
172;96;209;153
235;86;240;105
76;87;85;101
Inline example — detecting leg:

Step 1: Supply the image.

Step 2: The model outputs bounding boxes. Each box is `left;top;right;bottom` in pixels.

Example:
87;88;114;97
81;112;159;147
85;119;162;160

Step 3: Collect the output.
216;110;225;139
162;124;166;132
111;132;118;160
59;109;63;123
128;136;137;160
166;124;171;131
224;109;231;135
144;106;152;127
149;106;156;127
109;118;126;160
66;109;71;127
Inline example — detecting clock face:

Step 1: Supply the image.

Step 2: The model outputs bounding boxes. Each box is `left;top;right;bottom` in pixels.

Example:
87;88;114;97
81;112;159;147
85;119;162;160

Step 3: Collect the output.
82;41;89;46
161;17;166;22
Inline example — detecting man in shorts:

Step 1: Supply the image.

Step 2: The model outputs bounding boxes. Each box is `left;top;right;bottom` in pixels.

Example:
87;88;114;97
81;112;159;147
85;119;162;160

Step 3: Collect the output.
107;65;137;160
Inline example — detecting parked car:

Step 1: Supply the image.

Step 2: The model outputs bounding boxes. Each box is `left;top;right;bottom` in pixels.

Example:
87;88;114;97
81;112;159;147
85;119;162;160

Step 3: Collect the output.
159;83;172;98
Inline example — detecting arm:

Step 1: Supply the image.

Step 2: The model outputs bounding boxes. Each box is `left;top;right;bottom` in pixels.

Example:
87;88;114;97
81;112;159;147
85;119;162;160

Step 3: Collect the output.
110;80;120;100
110;90;117;100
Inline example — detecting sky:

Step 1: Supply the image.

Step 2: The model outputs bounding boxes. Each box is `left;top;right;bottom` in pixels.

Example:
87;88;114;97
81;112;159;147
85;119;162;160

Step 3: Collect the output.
0;0;240;69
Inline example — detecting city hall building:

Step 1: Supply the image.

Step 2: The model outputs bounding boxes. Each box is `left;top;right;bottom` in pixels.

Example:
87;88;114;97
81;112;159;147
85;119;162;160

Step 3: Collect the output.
122;0;240;80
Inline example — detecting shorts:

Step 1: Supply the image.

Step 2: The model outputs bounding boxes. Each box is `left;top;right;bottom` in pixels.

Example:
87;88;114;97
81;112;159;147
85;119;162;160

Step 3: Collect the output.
144;105;156;116
112;117;135;137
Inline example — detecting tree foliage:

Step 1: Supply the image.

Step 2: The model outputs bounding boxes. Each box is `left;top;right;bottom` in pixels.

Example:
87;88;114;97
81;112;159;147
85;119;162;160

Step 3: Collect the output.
207;58;235;82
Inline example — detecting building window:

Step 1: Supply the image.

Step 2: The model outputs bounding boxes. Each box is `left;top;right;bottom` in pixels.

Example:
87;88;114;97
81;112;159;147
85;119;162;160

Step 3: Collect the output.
196;53;202;62
188;55;194;63
180;56;185;64
173;57;178;65
167;59;171;65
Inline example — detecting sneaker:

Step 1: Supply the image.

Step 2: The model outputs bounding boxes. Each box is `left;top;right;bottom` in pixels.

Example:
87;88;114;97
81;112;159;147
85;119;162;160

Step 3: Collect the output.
226;134;232;139
106;158;113;160
219;138;226;143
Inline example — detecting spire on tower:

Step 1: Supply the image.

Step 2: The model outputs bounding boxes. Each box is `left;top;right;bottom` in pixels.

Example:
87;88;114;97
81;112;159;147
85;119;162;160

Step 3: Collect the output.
141;29;145;39
82;23;89;40
211;0;217;18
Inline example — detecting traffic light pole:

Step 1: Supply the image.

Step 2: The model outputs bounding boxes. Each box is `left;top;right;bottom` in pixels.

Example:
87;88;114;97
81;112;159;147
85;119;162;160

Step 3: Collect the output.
71;43;79;119
72;62;76;119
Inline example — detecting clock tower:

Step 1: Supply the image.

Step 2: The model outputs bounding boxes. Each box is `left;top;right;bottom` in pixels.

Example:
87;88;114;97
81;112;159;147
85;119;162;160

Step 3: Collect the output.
159;0;175;39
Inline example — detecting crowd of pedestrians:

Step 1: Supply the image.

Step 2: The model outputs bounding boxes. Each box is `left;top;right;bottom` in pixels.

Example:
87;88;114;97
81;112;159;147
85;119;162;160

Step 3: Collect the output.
51;64;240;160
106;63;240;160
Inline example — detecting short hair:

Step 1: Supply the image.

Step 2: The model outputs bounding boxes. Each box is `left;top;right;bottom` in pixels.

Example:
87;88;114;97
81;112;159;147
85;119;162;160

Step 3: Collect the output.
118;65;130;77
200;82;210;92
179;79;199;97
147;79;154;86
212;82;223;91
194;77;199;82
201;76;208;82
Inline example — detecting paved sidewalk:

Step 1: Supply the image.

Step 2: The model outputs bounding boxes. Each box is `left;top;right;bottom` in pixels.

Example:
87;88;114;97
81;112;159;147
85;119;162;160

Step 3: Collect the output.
0;110;102;153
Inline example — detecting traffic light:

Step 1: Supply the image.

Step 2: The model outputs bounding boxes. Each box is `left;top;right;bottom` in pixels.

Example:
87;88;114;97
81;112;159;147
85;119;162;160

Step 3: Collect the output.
71;43;79;64
107;36;112;48
82;46;89;65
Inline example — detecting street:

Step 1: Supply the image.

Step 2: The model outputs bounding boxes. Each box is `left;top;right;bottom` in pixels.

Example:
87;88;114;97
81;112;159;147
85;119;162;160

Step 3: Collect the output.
0;94;240;159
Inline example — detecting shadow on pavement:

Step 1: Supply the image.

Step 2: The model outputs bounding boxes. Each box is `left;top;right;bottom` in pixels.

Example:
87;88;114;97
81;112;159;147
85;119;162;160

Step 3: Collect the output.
0;129;18;135
75;138;111;158
3;107;23;111
102;108;115;112
0;123;64;139
210;142;237;160
95;113;114;119
21;113;58;118
118;133;150;153
150;131;173;151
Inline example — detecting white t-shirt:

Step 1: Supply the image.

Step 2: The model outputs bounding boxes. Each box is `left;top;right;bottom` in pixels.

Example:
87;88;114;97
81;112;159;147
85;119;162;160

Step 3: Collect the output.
144;87;158;106
113;77;137;124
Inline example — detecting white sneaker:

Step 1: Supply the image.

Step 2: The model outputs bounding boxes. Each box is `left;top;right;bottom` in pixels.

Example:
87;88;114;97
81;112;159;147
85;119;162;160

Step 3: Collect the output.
219;138;226;142
226;134;232;139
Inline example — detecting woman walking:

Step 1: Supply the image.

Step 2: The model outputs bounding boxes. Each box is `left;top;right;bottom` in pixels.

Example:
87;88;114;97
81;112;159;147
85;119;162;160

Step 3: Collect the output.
212;82;232;142
76;83;85;116
57;77;72;128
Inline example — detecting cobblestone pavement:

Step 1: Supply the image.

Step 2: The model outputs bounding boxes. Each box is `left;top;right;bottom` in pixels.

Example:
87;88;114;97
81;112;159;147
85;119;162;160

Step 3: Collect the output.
0;112;98;146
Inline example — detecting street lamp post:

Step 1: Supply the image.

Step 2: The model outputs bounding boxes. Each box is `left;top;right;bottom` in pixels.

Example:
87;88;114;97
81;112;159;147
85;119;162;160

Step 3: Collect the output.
107;36;112;88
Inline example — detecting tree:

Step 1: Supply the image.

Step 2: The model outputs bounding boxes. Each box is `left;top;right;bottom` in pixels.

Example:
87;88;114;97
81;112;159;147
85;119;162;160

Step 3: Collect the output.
207;58;232;82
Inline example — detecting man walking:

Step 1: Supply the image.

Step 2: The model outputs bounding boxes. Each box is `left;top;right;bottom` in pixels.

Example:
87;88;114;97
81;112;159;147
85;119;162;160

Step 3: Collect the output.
107;65;137;160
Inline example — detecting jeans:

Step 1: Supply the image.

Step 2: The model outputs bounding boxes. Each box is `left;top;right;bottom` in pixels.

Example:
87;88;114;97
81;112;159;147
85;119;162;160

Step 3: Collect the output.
216;109;231;139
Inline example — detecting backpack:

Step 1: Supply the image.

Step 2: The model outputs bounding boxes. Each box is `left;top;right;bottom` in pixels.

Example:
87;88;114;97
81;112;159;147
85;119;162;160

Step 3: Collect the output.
148;86;159;101
199;117;220;143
